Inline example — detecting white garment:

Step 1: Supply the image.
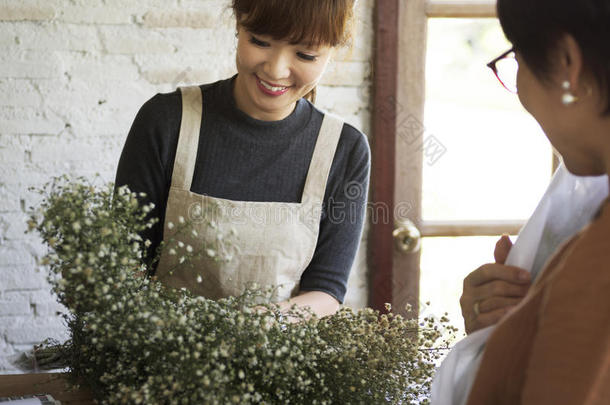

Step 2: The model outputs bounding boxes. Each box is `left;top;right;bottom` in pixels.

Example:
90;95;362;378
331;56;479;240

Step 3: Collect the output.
430;164;608;405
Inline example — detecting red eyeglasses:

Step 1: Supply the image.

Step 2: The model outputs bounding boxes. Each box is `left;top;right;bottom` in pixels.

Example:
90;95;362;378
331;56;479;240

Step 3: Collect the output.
487;47;518;93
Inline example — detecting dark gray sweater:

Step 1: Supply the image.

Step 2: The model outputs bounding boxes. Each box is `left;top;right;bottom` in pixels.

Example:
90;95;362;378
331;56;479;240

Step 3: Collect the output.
115;76;370;303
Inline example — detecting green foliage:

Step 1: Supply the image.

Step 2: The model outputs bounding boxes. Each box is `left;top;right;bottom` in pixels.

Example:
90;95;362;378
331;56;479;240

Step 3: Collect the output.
29;176;455;404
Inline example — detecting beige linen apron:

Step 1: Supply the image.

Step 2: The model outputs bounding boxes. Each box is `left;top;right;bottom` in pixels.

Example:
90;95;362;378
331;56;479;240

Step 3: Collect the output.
155;85;344;302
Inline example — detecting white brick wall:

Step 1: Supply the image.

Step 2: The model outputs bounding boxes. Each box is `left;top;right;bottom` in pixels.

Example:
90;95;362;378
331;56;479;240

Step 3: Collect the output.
0;0;374;367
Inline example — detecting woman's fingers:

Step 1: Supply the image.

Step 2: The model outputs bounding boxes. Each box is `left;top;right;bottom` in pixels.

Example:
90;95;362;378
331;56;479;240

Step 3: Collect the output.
461;263;531;334
494;234;513;264
477;296;523;313
465;263;530;287
474;279;530;301
462;297;516;334
470;307;514;333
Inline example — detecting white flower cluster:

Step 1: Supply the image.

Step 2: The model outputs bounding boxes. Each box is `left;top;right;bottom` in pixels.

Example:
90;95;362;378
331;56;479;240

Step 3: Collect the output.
29;177;455;404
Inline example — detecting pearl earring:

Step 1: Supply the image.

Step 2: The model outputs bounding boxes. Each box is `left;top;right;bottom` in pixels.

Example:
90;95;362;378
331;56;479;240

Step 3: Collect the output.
561;80;578;105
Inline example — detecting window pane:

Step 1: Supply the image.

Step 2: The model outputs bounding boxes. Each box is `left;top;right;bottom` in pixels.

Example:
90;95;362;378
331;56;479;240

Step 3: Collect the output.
422;18;552;221
419;235;514;338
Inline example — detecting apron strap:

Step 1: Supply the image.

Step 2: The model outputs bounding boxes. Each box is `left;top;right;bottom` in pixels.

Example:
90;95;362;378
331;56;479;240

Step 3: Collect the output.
301;113;344;205
171;86;203;190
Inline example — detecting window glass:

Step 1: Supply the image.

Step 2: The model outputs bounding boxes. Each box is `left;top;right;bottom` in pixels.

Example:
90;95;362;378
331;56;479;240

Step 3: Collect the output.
422;18;552;222
419;235;516;337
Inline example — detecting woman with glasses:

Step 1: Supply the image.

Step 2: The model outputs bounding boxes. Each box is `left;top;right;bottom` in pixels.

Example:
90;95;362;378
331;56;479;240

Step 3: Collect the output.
461;0;610;404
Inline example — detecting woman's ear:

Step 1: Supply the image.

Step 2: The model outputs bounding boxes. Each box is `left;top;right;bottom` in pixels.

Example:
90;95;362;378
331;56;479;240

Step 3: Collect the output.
557;34;585;93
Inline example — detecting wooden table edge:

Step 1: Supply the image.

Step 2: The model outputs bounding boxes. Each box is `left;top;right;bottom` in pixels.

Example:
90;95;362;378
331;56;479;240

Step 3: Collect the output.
0;373;95;404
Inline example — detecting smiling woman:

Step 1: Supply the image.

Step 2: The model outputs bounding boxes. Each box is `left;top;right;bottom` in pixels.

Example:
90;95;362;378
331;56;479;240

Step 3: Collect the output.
232;0;355;118
233;29;333;121
114;0;370;321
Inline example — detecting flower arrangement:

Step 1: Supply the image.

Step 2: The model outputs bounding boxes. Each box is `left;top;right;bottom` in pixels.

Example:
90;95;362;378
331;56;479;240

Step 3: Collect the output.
28;177;455;404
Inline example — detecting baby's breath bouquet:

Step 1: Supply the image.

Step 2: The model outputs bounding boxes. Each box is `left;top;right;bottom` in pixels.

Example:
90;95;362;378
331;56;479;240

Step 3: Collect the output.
28;176;455;405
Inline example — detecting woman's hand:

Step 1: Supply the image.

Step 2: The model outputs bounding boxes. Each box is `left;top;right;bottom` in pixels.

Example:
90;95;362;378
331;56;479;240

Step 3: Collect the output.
251;291;340;326
460;235;531;334
278;291;341;321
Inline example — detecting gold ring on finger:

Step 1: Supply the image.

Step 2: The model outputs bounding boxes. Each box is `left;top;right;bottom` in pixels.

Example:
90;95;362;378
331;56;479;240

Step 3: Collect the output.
473;301;481;317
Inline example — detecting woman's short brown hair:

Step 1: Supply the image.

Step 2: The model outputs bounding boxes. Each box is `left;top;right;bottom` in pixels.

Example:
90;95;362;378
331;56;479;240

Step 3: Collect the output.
232;0;355;47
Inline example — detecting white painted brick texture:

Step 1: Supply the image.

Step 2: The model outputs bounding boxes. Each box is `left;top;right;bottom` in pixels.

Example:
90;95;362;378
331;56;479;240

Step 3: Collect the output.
0;0;374;368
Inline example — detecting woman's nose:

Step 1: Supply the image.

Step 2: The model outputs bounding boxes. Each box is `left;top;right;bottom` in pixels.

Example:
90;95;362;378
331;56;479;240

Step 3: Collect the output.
263;51;291;81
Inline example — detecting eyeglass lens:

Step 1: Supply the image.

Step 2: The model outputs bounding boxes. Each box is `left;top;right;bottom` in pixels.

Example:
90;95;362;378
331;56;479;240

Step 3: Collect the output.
495;53;518;93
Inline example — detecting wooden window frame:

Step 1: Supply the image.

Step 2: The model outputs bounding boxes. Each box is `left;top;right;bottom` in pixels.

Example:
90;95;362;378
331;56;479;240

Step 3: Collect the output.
370;0;503;312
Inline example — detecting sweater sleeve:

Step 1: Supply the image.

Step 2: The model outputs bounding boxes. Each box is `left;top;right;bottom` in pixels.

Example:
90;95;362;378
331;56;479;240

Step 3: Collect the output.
298;124;371;303
114;91;182;271
521;226;610;405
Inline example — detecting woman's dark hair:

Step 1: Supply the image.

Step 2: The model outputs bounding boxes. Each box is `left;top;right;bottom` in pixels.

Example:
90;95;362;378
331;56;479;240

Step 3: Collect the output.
231;0;356;103
497;0;610;113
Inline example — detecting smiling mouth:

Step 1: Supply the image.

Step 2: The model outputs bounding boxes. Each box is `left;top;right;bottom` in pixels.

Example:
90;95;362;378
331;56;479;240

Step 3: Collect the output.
256;75;290;92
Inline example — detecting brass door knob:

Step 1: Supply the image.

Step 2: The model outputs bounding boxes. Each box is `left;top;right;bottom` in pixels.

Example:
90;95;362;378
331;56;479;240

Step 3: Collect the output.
392;219;421;253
